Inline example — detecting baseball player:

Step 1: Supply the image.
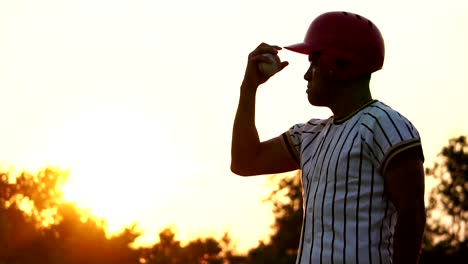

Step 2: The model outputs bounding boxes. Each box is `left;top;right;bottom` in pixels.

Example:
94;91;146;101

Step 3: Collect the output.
231;11;426;264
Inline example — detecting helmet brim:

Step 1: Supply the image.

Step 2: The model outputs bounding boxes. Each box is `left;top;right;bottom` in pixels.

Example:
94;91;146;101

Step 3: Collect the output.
284;43;313;55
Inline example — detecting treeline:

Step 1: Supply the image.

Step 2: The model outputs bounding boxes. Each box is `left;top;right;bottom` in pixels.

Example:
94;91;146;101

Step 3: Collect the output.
0;168;240;264
1;136;467;263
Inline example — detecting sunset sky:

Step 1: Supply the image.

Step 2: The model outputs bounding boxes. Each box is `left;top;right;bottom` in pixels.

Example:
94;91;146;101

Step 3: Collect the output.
1;0;467;253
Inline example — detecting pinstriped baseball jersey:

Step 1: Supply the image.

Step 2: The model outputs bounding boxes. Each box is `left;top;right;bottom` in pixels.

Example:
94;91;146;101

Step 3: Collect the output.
281;100;424;264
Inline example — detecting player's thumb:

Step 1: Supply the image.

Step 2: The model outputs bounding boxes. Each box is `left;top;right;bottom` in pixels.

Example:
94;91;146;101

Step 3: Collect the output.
279;61;289;71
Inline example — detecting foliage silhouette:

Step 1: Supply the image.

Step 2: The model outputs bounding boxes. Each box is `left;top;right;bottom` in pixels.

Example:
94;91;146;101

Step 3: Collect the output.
0;168;142;263
3;138;466;264
0;167;236;264
420;135;468;263
244;172;303;264
141;227;234;264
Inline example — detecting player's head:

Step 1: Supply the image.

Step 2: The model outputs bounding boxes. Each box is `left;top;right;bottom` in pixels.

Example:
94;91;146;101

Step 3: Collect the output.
285;11;385;81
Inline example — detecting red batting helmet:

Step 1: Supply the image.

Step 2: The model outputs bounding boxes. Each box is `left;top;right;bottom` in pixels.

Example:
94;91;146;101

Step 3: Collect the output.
285;11;385;80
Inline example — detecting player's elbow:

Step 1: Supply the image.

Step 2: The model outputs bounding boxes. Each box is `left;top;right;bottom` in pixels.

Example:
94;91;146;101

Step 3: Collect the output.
230;165;249;176
230;154;261;176
230;161;255;176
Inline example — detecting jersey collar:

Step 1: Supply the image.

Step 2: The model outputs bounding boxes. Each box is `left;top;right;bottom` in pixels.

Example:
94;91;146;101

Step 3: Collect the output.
333;99;378;124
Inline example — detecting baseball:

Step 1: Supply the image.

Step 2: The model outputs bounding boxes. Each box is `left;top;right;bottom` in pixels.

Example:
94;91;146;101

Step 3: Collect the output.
258;53;281;76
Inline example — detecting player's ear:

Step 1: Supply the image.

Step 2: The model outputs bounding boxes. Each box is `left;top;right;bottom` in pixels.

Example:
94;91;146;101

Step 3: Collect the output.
335;58;352;69
318;50;356;80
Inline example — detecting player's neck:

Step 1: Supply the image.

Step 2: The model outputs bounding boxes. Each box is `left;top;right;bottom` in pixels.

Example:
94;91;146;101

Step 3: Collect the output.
329;84;373;121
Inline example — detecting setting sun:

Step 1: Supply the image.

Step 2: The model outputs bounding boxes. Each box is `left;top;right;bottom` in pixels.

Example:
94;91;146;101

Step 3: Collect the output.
49;105;186;243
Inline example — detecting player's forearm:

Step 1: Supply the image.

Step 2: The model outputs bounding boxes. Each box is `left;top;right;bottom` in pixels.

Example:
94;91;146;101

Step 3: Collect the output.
392;203;426;264
231;82;261;175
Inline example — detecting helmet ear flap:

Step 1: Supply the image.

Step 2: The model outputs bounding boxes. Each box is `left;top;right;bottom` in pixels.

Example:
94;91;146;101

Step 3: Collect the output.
318;50;356;80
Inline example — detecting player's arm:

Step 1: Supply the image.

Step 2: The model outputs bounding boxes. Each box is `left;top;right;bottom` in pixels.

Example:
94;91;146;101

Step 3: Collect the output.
383;147;426;264
230;43;298;176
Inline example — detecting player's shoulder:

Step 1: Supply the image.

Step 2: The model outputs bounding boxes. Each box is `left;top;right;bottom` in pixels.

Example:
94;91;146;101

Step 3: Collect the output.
364;100;398;115
361;100;413;124
360;100;421;139
290;117;331;134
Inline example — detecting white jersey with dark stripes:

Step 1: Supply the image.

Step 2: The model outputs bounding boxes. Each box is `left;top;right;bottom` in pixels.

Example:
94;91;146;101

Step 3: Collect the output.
282;100;424;264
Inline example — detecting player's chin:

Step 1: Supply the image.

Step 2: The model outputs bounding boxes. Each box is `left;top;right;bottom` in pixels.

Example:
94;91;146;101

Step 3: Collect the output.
307;93;326;106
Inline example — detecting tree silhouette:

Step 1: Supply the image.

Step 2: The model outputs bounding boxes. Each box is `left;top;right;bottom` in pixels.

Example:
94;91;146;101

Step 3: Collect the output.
141;227;228;264
5;137;467;264
142;228;183;264
219;232;248;264
46;203;141;264
0;168;66;262
421;135;468;263
0;167;141;263
0;167;248;264
246;172;303;264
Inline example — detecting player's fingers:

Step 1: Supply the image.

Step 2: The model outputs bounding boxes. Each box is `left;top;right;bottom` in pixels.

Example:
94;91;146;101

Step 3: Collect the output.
257;43;281;52
249;53;276;64
249;43;281;58
278;61;289;71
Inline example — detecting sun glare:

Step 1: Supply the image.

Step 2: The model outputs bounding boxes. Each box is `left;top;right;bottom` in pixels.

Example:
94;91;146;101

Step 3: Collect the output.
47;106;182;240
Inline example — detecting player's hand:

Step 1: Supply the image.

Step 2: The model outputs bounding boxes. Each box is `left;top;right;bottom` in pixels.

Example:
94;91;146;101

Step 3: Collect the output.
242;43;289;90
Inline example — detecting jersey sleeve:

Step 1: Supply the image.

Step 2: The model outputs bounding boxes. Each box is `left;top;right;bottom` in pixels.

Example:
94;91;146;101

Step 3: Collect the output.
361;105;424;174
281;124;304;166
281;118;326;167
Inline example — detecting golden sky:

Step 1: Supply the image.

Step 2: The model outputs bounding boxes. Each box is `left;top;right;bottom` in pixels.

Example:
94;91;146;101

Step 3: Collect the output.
1;0;468;253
